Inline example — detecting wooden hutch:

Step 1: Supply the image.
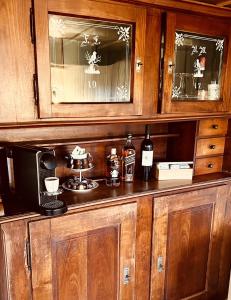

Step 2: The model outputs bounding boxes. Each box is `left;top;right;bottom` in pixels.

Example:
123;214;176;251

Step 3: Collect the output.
0;0;231;299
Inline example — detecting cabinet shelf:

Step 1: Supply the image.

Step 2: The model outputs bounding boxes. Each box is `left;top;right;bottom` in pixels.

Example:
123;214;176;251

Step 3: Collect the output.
37;133;179;147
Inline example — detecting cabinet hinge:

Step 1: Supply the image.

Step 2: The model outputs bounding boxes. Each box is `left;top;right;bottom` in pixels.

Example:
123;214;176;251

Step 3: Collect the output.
33;74;39;105
26;239;31;270
30;8;35;44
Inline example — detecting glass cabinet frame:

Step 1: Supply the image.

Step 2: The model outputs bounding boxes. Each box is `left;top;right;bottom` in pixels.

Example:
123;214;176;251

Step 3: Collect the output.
162;12;231;114
33;0;146;118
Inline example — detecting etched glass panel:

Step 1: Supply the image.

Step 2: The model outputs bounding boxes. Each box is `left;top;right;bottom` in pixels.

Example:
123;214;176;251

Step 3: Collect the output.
172;31;225;101
48;14;133;103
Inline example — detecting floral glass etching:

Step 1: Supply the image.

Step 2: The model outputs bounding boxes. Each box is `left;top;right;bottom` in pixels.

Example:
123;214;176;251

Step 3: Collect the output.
172;31;225;101
49;15;133;103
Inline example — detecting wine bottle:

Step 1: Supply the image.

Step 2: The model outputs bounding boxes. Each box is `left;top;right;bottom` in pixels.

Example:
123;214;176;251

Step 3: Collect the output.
122;134;136;182
141;125;153;181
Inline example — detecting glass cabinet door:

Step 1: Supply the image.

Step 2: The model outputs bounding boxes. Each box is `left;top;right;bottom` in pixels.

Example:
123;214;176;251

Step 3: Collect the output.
49;15;133;104
162;12;231;113
172;31;225;101
34;0;146;118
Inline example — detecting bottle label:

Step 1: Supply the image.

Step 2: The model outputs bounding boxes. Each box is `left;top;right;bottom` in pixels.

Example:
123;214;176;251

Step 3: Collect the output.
124;152;135;167
111;169;119;178
124;150;135;182
142;151;153;167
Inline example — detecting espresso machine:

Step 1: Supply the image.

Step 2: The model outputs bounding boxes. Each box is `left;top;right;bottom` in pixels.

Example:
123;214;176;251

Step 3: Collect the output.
9;145;67;215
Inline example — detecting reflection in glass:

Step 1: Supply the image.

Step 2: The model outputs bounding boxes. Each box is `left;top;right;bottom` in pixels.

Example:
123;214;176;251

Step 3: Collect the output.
172;31;224;101
48;15;133;103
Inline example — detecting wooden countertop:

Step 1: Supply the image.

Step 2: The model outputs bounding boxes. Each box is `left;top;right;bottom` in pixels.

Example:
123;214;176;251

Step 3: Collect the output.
1;172;231;223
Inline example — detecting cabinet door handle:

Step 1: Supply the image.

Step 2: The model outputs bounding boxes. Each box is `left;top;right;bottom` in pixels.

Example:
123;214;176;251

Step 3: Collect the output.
212;124;219;129
208;163;214;168
157;256;164;273
209;144;216;149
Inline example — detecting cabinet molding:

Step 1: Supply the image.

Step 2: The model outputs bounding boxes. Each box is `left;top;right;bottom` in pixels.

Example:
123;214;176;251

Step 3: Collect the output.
151;185;228;299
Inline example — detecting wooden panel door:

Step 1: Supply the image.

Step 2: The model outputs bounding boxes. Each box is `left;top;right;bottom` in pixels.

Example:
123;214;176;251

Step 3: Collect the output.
151;185;228;300
29;203;137;299
33;0;146;119
162;12;231;114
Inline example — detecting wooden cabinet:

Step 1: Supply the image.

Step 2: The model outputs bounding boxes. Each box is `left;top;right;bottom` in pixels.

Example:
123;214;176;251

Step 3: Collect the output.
162;12;231;114
29;203;138;299
0;0;36;123
0;197;152;299
194;118;228;175
33;0;147;119
150;185;229;299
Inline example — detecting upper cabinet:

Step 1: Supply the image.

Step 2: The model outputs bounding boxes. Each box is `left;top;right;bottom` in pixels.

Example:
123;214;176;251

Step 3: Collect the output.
33;0;147;118
162;12;231;113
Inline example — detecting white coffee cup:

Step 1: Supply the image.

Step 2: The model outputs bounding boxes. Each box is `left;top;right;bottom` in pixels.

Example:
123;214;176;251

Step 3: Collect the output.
44;177;59;193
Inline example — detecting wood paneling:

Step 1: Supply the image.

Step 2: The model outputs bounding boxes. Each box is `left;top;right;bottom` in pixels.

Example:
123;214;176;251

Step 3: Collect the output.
150;185;228;300
196;137;226;157
54;226;119;300
198;118;228;136
142;9;161;116
166;204;213;299
29;203;137;299
0;219;31;300
195;156;223;175
0;0;35;122
118;0;231;17
135;196;153;299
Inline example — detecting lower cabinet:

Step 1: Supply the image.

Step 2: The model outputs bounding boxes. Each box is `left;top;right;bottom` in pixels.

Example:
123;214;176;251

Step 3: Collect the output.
29;203;138;300
0;187;231;299
150;185;229;300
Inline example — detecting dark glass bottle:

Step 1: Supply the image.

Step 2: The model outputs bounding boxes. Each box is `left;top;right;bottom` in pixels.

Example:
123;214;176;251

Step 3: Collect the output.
141;125;153;181
122;134;136;182
106;148;120;187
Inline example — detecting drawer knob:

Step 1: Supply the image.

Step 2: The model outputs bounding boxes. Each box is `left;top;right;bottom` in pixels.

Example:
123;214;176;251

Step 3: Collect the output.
208;163;214;168
212;124;219;129
209;144;216;149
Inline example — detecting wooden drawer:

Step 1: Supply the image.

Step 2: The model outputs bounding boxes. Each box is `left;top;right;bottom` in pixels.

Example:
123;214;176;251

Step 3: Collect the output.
196;137;226;157
198;119;228;137
194;156;223;175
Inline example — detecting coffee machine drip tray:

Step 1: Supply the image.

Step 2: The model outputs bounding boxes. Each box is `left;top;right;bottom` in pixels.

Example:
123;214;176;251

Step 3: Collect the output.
39;200;67;216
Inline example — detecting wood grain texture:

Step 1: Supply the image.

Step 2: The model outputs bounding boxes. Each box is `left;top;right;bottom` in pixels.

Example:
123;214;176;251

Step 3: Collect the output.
0;219;32;300
87;227;119;300
116;0;231;18
166;204;213;299
195;156;223;175
196;137;226;157
0;0;35;122
142;9;161;116
135;196;153;300
150;197;168;300
55;236;88;299
0;227;8;300
29;203;137;299
217;183;231;299
29;219;53;299
150;185;228;300
198;118;228;136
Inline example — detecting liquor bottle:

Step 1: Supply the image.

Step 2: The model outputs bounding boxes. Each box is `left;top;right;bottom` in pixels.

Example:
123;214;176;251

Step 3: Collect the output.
141;125;153;181
106;148;120;187
122;134;136;182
